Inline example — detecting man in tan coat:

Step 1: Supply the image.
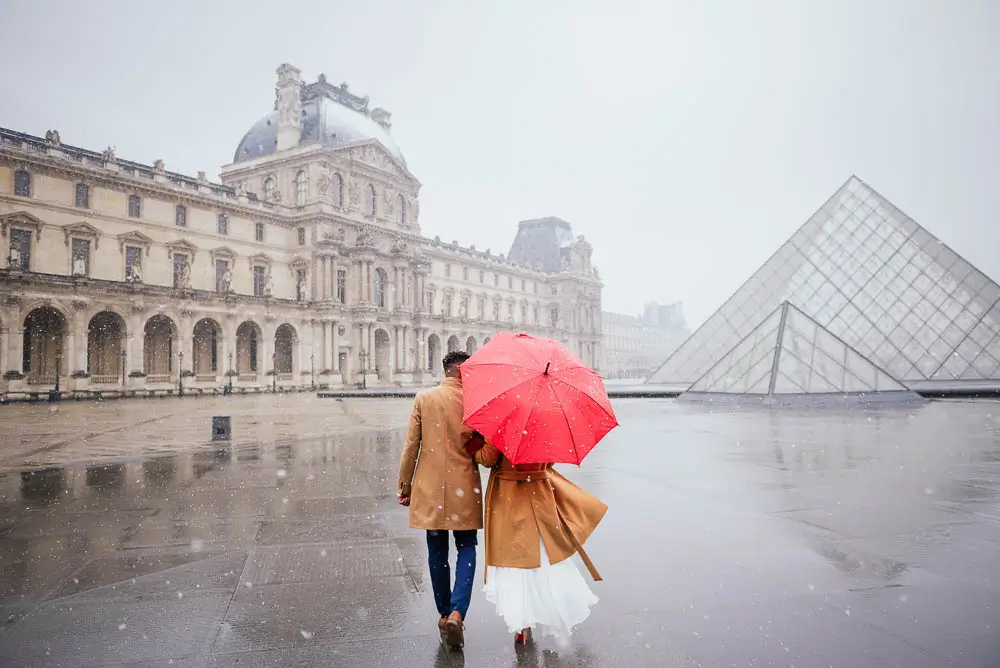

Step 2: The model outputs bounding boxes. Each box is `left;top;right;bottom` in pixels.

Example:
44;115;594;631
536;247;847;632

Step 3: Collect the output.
398;350;481;649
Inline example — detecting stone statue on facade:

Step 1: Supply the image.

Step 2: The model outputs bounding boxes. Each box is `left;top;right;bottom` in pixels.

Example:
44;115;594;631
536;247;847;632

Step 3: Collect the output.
128;263;142;283
153;159;165;175
264;272;274;297
102;146;116;165
296;274;308;301
390;237;408;254
45;130;61;147
8;246;21;270
221;267;233;292
179;262;192;289
72;253;87;277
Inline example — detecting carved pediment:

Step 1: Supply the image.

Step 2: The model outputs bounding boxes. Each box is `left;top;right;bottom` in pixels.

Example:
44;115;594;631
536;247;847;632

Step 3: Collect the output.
342;141;418;183
210;245;238;260
249;252;273;269
166;238;198;259
118;230;153;255
1;212;44;240
63;222;101;249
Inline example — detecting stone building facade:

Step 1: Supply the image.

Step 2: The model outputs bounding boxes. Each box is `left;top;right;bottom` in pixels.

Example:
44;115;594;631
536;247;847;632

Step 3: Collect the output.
602;302;689;379
0;64;602;399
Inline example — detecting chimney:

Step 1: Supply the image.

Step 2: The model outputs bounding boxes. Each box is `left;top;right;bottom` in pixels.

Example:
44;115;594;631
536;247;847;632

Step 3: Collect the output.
371;107;392;132
275;63;303;152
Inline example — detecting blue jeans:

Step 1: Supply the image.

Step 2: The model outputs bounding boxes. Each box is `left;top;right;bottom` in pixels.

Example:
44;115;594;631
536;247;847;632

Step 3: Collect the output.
426;529;477;620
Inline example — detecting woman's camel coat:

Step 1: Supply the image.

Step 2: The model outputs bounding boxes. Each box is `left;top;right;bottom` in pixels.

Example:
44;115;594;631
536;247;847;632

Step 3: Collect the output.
475;443;606;580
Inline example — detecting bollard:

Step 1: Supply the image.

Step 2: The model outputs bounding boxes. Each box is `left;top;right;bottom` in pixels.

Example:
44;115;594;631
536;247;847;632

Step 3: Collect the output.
212;416;231;442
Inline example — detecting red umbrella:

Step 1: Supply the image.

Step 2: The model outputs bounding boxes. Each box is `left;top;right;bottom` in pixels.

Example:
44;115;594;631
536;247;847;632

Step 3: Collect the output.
461;332;618;465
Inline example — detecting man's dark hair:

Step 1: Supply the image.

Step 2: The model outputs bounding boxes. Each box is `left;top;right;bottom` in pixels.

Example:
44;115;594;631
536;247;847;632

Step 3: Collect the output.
442;351;470;370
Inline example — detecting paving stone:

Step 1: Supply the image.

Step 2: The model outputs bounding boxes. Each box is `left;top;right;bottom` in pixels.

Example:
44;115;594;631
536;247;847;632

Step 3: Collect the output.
242;541;406;585
255;515;388;545
0;590;229;667
212;578;423;654
205;635;455;668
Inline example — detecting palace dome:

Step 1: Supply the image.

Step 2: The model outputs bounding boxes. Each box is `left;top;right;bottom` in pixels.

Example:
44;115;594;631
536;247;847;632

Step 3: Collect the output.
233;80;404;165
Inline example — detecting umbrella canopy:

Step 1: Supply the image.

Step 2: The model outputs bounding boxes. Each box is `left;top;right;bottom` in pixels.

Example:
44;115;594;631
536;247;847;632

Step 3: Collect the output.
461;332;618;465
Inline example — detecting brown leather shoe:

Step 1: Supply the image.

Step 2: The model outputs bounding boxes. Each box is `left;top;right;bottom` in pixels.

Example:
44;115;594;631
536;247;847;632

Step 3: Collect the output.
444;610;464;649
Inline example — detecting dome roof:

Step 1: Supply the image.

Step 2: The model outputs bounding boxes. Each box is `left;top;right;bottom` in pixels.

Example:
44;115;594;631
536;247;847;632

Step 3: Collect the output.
233;93;404;165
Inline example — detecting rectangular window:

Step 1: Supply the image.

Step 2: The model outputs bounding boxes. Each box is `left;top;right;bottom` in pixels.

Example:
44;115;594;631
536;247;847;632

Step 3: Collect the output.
507;303;514;320
534;282;538;294
521;279;526;291
217;213;228;235
426;290;434;313
463;267;468;281
128;194;141;218
173;254;189;288
75;183;90;208
508;276;513;289
125;246;142;282
336;269;347;303
175;204;187;227
492;300;500;321
9;229;30;271
443;294;453;317
14;171;31;197
255;222;264;242
215;259;229;292
478;297;486;319
445;264;451;278
71;238;90;276
533;304;539;322
253;265;267;297
479;270;484;284
298;227;306;245
493;274;499;287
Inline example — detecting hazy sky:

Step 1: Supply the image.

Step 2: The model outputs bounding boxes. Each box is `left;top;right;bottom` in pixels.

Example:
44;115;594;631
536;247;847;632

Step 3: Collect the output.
1;0;998;326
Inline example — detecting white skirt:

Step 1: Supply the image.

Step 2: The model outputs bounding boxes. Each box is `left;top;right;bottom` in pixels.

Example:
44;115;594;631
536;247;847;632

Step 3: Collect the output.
483;536;598;642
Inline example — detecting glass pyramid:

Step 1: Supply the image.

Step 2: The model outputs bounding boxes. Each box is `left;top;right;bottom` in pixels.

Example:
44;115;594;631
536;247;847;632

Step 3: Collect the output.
685;302;912;397
650;176;1000;391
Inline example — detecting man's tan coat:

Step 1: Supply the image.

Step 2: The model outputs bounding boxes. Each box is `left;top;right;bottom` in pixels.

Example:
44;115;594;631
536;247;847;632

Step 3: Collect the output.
397;377;485;530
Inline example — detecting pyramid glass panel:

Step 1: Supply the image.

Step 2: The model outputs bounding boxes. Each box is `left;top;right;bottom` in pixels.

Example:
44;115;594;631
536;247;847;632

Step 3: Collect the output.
650;176;1000;391
683;302;912;400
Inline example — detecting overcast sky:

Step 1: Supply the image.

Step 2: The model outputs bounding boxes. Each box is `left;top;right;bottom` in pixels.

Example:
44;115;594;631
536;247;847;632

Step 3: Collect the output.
1;0;997;326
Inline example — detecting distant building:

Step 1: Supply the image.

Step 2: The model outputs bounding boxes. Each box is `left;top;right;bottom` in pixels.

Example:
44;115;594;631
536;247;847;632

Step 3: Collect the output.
0;63;602;399
602;302;689;378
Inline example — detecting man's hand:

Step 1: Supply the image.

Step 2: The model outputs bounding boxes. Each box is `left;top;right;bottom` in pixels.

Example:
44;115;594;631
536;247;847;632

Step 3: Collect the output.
398;495;410;507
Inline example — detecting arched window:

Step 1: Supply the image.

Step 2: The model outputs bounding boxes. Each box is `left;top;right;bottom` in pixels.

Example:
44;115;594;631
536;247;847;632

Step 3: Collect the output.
366;184;376;217
373;268;387;308
13;170;30;197
263;177;276;202
332;173;343;206
397;194;406;224
295;170;308;207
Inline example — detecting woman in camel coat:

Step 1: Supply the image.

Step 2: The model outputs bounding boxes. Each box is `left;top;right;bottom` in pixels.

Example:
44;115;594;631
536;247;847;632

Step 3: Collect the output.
470;438;607;644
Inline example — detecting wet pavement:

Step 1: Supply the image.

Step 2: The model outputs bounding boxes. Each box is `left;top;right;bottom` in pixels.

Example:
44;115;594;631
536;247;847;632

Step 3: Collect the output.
0;397;998;666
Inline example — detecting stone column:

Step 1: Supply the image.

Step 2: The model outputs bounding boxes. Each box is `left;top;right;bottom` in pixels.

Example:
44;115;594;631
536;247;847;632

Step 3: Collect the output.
10;327;24;374
72;316;87;372
393;325;400;371
330;320;338;371
0;326;7;375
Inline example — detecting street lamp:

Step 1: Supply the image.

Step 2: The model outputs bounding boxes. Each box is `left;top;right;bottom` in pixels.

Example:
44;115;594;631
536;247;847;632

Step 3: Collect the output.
227;351;233;394
272;352;277;393
359;348;369;390
310;352;315;391
178;350;184;397
51;353;62;402
120;348;126;388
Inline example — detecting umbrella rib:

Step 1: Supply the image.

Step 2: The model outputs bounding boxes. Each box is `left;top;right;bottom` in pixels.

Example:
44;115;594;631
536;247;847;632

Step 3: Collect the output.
548;379;582;465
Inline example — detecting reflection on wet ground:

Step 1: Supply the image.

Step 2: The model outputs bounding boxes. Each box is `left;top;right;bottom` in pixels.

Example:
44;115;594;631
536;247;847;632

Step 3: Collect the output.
0;398;998;666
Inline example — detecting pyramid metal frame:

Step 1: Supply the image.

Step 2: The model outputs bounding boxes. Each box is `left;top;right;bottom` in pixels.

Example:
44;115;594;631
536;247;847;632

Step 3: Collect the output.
649;176;1000;392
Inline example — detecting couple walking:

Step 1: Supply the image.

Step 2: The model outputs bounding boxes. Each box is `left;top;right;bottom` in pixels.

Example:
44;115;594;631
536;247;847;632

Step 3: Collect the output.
397;347;612;650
